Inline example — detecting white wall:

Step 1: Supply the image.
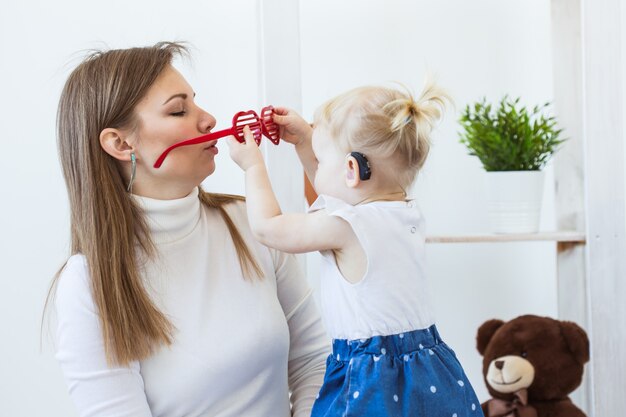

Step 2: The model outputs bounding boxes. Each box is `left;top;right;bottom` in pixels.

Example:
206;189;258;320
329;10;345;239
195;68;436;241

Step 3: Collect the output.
0;0;559;415
621;0;626;231
299;0;557;403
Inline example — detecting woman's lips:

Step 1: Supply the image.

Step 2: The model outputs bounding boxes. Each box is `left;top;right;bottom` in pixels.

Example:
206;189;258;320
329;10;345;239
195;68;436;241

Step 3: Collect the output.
204;140;218;155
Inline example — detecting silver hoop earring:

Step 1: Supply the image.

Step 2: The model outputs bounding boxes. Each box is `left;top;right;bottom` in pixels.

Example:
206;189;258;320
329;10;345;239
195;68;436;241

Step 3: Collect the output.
127;153;136;193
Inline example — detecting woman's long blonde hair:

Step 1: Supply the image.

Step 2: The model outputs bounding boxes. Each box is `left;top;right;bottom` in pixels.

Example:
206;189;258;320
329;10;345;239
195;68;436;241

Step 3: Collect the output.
47;42;263;366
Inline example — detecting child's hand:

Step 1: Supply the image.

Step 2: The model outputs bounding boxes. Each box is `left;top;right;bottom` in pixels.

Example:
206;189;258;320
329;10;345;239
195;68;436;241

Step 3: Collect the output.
272;107;313;146
226;126;264;171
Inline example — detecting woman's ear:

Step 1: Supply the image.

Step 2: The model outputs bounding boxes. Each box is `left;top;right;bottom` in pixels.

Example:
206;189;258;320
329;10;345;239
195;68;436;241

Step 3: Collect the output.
100;128;135;162
345;155;361;188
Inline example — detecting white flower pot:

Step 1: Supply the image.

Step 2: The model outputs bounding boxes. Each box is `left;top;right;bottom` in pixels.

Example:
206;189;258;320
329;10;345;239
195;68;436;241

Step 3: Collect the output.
485;170;545;234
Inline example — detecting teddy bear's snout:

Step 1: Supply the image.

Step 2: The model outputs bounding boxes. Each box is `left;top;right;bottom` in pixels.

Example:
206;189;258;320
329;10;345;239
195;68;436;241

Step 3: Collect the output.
487;355;535;394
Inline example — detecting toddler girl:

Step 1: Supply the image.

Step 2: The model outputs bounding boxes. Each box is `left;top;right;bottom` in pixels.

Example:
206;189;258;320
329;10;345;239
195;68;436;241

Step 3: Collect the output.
227;81;483;417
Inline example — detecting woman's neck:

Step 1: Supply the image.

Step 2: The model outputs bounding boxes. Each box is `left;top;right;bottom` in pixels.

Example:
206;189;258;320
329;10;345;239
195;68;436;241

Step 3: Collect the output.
130;178;199;201
131;186;201;244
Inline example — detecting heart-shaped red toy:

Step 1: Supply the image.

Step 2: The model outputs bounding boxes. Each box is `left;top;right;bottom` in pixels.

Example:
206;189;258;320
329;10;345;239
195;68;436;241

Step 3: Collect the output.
153;105;279;168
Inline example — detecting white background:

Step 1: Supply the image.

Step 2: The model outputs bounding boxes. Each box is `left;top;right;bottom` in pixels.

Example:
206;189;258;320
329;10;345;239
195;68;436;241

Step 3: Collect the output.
0;1;616;416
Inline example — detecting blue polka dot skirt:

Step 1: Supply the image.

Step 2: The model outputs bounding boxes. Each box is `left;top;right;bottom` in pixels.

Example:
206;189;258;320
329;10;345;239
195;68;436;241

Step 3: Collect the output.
311;325;484;417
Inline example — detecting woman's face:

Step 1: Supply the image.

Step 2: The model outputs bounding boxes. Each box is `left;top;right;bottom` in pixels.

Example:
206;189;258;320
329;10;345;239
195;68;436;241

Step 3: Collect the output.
127;66;218;198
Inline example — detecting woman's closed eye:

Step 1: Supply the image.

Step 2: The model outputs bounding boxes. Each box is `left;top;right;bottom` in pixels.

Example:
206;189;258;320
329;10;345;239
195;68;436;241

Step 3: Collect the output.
170;110;187;117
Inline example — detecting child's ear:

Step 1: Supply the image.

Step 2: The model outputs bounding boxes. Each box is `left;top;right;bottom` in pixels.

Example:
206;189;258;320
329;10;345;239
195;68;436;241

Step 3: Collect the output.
345;155;361;188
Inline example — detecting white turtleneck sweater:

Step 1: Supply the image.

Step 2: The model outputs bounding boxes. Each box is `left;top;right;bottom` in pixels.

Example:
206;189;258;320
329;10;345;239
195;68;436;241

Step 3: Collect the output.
54;187;329;417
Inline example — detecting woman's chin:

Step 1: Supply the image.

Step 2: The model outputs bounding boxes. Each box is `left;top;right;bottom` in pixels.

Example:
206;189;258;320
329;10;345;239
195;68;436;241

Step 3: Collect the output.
197;151;217;166
200;162;216;178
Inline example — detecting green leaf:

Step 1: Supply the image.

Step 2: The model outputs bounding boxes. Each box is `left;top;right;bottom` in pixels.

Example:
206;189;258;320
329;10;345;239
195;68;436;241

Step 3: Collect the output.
458;96;567;171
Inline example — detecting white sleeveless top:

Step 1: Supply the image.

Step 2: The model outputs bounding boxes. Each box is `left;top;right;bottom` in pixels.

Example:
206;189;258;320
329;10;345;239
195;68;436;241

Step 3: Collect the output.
309;194;435;340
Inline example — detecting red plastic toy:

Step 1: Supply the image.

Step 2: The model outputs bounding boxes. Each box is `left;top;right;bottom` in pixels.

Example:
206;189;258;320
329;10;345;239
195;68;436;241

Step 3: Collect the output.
153;105;279;168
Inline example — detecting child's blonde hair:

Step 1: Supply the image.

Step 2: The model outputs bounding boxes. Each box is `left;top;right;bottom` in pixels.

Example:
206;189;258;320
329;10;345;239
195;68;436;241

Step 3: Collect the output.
314;80;450;188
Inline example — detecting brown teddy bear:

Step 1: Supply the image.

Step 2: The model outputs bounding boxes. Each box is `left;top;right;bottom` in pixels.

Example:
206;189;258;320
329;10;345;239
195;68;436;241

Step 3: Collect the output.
476;315;589;417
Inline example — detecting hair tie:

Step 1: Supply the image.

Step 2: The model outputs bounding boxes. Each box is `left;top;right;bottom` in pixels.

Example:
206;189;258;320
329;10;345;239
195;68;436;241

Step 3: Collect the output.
405;100;419;125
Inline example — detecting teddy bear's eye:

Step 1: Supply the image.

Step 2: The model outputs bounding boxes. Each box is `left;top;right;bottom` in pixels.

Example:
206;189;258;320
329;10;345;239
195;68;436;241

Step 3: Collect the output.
521;351;528;358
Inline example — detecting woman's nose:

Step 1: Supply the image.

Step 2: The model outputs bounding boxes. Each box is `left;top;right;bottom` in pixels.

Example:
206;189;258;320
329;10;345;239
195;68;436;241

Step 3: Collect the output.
198;110;217;134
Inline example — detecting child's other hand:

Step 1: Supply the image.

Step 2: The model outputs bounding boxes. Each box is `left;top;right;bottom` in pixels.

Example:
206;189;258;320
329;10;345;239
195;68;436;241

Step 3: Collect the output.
272;107;313;146
226;126;264;171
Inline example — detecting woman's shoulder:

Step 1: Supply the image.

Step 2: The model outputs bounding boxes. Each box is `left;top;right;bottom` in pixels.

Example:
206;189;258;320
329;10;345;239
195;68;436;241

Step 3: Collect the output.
55;254;96;313
199;190;245;209
199;191;258;246
199;191;249;223
58;254;89;282
199;191;287;266
201;191;246;205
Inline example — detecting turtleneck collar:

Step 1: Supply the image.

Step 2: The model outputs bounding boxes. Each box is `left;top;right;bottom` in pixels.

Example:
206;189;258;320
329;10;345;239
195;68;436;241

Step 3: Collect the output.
132;187;202;244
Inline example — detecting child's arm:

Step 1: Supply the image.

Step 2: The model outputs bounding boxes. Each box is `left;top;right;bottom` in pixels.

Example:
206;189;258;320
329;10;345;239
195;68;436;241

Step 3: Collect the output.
227;127;352;254
272;107;318;185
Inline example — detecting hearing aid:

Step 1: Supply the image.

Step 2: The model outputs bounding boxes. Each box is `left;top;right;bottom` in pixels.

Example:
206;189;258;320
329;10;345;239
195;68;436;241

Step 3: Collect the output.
348;151;371;181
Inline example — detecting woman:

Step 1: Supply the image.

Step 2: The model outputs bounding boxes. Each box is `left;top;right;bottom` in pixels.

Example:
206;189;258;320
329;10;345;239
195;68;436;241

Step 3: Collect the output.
50;42;328;417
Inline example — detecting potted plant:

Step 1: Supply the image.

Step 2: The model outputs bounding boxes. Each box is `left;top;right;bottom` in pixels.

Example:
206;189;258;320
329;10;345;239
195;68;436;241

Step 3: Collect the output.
459;96;565;233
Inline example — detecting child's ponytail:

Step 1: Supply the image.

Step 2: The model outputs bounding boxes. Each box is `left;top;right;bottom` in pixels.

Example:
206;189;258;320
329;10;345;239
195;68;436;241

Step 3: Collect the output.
388;80;449;159
382;80;450;185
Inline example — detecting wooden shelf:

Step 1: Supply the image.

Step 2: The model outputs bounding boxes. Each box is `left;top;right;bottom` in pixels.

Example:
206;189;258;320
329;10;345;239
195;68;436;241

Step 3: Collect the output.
426;231;586;244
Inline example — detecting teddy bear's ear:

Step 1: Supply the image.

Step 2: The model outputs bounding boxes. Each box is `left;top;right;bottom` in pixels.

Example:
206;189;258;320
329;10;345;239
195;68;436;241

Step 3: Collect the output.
560;321;590;365
476;319;505;356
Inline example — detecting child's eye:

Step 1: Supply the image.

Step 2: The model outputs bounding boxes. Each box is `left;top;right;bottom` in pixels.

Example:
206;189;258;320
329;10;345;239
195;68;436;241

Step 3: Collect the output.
171;111;186;117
